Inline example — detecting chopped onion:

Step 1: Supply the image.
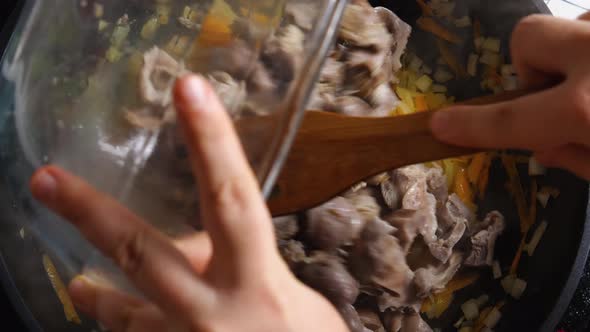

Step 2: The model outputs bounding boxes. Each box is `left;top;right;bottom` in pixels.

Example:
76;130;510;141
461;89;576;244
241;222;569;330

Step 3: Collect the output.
526;221;548;256
475;294;489;307
502;76;519;91
501;64;516;77
501;275;516;294
141;17;160;40
94;3;104;18
482;38;501;52
461;300;479;320
409;56;424;72
467;53;479;77
415;75;434;92
422;65;433;75
454;16;472;27
98;20;110;32
484;308;502;328
454;316;466;328
493;260;502;279
528;156;547;176
511;278;527;299
537;192;551;208
19;227;25;239
480;51;501;68
431;84;448;93
434;68;454;83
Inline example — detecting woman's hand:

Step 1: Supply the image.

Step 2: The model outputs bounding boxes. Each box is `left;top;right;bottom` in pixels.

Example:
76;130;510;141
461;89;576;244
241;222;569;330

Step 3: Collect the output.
30;76;348;332
431;12;590;179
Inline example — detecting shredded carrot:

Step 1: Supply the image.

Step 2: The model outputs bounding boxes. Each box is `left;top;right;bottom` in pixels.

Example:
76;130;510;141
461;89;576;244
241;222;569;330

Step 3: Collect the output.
474;306;493;331
438;273;480;295
484;66;503;85
510;233;528;275
414;95;429;112
474;302;505;332
467;153;488;184
477;155;492;198
501;154;530;233
420;291;454;318
417;16;462;44
474;19;482;38
416;0;434;16
453;167;474;207
43;254;82;324
436;38;468;78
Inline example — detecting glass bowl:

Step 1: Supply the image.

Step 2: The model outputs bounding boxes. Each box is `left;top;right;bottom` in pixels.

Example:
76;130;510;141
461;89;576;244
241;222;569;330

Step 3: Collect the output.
0;0;346;329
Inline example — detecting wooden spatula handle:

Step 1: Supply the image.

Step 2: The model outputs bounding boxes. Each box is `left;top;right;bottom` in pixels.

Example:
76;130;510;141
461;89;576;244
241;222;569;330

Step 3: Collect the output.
267;89;533;216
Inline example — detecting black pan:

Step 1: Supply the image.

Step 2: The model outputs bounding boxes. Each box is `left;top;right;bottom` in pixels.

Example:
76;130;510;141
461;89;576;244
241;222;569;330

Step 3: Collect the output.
0;1;588;332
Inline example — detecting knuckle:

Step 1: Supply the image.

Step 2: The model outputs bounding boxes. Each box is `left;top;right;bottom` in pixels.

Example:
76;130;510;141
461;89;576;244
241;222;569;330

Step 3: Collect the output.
113;229;148;277
209;175;256;217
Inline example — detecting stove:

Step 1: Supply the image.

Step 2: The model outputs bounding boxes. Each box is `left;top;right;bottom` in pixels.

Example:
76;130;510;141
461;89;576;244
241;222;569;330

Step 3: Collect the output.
0;1;588;331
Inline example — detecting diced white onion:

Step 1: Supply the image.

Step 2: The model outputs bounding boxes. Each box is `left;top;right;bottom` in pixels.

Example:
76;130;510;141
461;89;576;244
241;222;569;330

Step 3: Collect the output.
422;65;433;75
501;275;515;294
431;84;448;93
493;260;502;279
502;76;519;91
454;316;466;328
94;3;104;18
475;295;489;308
501;64;516;77
467;53;479;77
484;308;502;328
537;192;551;208
511;278;527;299
454;16;472;27
529;156;547;176
461;300;479;320
482;38;501;53
480;51;501;68
526;221;548;256
415;75;433;92
409;56;424;73
434;68;454;83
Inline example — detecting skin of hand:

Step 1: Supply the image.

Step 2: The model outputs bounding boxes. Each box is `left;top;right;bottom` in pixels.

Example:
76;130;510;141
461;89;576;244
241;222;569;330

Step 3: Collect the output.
431;12;590;180
29;76;349;332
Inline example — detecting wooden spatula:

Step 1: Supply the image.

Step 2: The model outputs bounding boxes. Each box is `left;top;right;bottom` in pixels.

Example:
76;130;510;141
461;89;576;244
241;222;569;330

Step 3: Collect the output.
239;89;531;216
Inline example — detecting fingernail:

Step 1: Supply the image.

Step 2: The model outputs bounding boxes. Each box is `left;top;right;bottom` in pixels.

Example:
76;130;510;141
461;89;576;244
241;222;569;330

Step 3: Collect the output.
177;75;210;112
31;170;58;202
69;276;88;294
430;111;453;140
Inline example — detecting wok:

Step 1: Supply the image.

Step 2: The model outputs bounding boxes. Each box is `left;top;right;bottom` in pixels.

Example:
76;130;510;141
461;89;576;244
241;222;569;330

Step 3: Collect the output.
0;0;588;331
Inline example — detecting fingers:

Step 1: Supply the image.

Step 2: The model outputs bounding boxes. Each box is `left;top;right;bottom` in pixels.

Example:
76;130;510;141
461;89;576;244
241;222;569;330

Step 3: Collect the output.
535;145;590;180
173;232;212;274
173;75;277;277
579;11;590;21
30;167;215;317
69;277;171;332
430;85;579;150
510;14;590;87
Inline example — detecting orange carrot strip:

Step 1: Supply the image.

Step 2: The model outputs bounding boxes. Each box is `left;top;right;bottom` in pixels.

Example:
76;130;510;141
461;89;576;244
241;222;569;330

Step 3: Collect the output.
417;16;462;44
468;153;488;184
477;155;492;198
437;38;468;78
510;233;528;275
416;0;434;16
501;154;530;233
